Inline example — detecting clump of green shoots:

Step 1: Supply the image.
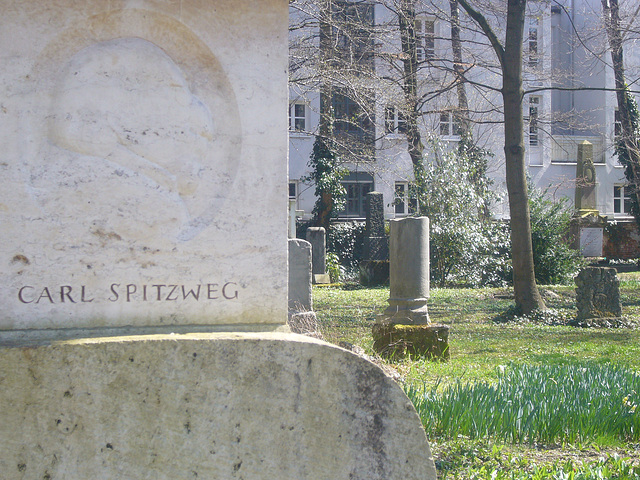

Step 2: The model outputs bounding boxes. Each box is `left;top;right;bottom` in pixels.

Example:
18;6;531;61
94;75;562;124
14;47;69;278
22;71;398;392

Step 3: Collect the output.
408;363;640;446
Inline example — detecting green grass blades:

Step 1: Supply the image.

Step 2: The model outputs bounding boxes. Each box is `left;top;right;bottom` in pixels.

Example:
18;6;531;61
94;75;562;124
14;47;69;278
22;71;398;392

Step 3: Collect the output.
407;363;640;446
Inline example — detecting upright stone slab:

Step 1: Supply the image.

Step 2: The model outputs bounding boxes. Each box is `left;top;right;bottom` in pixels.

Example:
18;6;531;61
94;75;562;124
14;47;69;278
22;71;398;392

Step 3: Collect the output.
1;0;288;335
306;227;329;284
288;239;319;336
364;191;388;260
361;191;389;285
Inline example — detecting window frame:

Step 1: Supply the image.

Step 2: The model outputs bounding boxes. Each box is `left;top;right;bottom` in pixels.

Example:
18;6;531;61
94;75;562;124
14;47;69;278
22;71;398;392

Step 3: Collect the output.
528;96;540;146
384;106;407;135
528;16;540;67
439;111;461;138
416;18;435;62
289;102;307;132
613;184;632;216
394;182;417;216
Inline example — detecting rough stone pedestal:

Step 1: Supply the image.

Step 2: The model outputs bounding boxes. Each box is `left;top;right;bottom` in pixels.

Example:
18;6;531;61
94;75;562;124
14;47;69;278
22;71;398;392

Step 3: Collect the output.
572;267;624;327
0;333;437;480
373;217;449;359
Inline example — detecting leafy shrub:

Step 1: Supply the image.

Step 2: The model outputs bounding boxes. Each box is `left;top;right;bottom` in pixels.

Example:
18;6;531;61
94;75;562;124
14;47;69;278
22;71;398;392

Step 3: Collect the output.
414;138;497;287
326;252;341;283
528;186;584;284
326;221;366;276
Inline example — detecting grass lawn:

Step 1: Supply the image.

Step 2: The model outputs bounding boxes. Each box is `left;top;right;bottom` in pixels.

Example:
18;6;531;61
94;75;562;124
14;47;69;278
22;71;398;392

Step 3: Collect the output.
312;273;640;479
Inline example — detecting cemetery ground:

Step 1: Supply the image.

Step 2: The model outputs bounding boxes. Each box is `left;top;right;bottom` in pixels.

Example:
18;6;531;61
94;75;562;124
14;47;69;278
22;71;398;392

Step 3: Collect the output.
313;272;640;479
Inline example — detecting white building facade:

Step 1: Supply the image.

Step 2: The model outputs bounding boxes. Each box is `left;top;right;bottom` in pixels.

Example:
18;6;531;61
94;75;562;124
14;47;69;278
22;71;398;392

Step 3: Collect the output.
288;0;639;227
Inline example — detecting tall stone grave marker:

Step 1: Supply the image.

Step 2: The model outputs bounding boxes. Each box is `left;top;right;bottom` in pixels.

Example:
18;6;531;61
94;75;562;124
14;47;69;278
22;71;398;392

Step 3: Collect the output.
306;226;330;284
0;2;436;478
572;141;605;257
361;191;389;285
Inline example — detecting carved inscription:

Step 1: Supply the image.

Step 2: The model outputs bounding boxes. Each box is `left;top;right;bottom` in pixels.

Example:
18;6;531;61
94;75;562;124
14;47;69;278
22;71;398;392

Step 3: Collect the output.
17;283;240;304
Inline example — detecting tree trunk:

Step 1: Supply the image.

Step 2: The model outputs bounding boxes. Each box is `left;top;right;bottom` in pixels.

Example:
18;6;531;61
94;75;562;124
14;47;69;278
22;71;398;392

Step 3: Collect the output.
450;0;471;136
398;0;426;179
502;0;545;313
458;0;544;313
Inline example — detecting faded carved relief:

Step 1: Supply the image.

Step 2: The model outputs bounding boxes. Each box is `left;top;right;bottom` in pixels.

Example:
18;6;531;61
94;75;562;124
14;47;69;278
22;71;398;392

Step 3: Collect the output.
31;37;234;243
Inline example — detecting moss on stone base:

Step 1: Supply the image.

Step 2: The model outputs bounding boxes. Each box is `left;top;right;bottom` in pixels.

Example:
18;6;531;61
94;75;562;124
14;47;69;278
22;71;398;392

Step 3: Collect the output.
372;323;450;360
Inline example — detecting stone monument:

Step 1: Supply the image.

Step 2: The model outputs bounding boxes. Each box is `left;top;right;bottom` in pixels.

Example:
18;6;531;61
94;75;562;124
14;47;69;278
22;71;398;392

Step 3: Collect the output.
288;239;320;337
572;141;605;257
306;226;330;284
572;267;624;327
372;217;449;359
0;1;436;478
360;191;390;286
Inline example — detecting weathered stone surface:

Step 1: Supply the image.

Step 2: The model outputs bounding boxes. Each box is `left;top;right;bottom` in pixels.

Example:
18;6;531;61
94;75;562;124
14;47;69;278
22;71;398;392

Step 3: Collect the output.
0;0;289;331
288;311;322;338
575;141;597;211
575;267;622;320
364;192;388;261
364;236;389;262
288;239;313;313
0;333;437;480
306;227;327;276
381;217;430;324
365;192;386;238
372;324;450;360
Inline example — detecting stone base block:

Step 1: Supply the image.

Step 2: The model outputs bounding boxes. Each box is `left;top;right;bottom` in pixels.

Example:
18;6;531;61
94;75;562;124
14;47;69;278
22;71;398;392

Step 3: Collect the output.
313;273;331;284
372;324;450;360
288;311;322;338
359;260;389;286
0;332;436;480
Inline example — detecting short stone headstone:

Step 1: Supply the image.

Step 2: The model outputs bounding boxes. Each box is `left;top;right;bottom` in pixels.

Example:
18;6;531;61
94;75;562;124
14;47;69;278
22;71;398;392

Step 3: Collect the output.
288;239;313;314
574;267;623;326
306;227;330;284
288;239;320;337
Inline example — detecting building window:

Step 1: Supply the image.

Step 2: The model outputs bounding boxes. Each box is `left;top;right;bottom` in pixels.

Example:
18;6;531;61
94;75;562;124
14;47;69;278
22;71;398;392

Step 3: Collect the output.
289;103;306;131
339;172;374;218
439;111;460;137
416;19;435;62
289;181;297;199
528;96;540;146
385;106;407;134
614;185;632;215
394;182;417;215
528;17;539;67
